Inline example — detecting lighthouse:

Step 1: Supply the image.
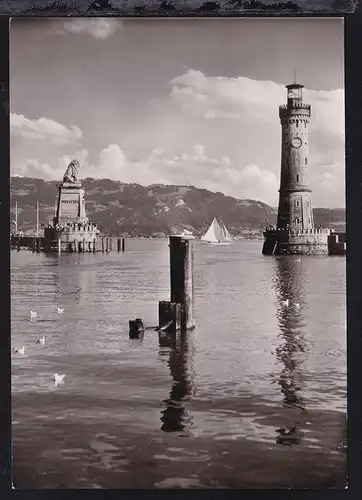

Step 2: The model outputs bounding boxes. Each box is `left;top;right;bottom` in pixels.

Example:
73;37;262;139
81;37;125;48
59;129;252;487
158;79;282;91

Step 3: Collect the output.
277;82;314;231
262;78;330;255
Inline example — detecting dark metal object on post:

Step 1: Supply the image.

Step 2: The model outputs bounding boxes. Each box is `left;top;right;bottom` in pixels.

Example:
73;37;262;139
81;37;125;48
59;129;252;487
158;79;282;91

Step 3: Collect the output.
129;318;145;339
158;301;183;333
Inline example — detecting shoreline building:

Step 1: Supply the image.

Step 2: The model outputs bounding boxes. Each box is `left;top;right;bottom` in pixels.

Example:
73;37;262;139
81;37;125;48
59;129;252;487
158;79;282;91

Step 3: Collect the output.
262;81;330;255
44;160;99;251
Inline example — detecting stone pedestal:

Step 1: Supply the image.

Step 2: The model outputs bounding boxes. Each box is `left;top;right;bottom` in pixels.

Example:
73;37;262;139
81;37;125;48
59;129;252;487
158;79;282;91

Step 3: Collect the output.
44;178;99;252
55;181;88;226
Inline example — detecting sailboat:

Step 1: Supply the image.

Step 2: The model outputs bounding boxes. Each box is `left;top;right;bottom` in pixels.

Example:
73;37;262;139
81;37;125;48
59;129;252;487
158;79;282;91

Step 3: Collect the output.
201;217;233;246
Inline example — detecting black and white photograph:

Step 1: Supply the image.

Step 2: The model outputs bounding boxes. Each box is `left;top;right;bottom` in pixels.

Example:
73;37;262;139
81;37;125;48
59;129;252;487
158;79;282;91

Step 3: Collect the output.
10;17;346;489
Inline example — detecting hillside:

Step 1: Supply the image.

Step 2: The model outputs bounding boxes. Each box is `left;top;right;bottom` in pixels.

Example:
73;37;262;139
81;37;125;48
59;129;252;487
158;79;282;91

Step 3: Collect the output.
10;177;345;238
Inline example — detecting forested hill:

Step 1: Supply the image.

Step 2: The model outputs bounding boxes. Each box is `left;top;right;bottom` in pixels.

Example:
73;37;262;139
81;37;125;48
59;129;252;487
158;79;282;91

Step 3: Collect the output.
10;177;345;238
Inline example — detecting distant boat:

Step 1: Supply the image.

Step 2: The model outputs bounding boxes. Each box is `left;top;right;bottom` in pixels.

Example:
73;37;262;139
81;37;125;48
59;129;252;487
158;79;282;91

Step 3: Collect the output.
201;217;233;245
180;229;194;236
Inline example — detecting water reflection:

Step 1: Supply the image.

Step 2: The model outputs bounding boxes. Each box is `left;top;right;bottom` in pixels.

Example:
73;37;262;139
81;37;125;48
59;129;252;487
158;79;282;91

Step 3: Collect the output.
159;331;195;434
46;254;95;305
273;257;308;444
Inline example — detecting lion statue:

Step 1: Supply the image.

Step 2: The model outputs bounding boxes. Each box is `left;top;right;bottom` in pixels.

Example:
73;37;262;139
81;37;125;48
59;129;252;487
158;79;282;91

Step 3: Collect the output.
63;159;81;184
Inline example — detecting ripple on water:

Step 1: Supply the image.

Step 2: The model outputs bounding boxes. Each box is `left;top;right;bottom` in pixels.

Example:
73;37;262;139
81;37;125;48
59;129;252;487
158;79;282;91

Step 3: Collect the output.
11;243;346;488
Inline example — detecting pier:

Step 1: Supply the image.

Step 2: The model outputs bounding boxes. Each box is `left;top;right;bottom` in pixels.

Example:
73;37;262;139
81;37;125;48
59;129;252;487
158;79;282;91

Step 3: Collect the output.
10;235;126;253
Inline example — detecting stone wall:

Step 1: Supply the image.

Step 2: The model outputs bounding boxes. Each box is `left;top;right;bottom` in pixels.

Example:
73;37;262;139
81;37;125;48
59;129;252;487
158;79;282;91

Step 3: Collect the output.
328;232;346;255
262;228;330;255
44;225;99;244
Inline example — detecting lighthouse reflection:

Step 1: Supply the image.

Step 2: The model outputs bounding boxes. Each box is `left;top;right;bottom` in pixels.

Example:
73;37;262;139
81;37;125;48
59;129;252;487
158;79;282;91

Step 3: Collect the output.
159;331;195;433
273;257;308;444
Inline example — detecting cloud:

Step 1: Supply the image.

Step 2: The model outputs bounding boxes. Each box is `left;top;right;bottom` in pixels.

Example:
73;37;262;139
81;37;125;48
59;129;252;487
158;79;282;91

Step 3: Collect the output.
11;158;54;179
56;19;122;40
170;69;344;135
170;69;345;207
11;66;345;208
10;113;83;146
11;142;278;205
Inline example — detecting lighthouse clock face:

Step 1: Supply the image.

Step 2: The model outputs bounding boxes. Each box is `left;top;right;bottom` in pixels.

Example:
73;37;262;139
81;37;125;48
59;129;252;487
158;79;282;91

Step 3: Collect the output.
291;137;302;149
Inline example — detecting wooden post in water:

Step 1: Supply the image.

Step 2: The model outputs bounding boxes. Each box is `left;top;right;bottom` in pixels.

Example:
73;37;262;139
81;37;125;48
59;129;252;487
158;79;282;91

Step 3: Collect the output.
32;238;36;253
74;239;77;252
17;236;21;252
83;238;86;253
169;235;195;331
101;238;104;253
122;238;125;252
58;238;61;254
36;238;41;253
109;238;113;251
88;241;91;252
15;201;18;235
106;237;109;253
36;201;39;238
93;238;96;252
117;238;121;252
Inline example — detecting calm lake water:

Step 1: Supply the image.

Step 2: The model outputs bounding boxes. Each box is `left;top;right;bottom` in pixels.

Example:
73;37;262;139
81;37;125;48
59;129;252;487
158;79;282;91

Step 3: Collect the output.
11;239;346;489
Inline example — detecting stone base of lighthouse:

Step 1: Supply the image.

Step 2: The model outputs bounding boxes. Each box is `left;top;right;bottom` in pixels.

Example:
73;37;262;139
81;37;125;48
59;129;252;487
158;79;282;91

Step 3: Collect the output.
262;228;330;255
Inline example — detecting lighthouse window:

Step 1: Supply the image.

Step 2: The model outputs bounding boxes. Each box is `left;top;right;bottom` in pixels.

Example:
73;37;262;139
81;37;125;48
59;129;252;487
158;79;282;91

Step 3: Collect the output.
305;158;308;165
296;200;300;207
296;121;299;128
296;218;300;224
296;174;299;182
305;122;307;128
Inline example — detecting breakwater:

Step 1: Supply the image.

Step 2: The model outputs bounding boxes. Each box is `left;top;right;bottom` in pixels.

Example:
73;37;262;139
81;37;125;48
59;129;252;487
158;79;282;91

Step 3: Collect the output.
10;235;126;253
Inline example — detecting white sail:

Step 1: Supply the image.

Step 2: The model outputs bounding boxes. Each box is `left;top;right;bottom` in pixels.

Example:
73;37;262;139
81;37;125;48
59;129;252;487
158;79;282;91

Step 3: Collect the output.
219;218;233;242
201;217;222;243
201;217;232;244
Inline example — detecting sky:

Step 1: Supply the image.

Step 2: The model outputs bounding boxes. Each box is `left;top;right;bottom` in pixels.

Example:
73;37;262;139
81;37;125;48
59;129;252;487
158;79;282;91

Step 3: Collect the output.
10;18;345;208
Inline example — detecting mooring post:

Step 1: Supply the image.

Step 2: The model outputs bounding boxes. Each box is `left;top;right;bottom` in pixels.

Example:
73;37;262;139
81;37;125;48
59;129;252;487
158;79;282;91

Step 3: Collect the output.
106;238;109;252
32;238;36;253
88;241;91;252
169;235;195;331
101;238;105;252
122;238;125;252
36;238;41;253
109;238;113;251
17;237;21;252
129;318;145;339
93;238;96;252
117;238;121;252
83;238;86;253
74;239;77;252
